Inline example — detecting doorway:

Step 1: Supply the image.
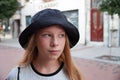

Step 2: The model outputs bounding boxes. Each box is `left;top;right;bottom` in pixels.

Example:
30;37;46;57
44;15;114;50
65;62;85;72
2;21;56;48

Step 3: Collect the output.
91;9;103;41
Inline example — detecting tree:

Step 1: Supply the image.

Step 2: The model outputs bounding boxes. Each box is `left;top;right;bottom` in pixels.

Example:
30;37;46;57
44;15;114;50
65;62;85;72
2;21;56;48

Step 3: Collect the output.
99;0;120;19
99;0;118;18
99;0;120;42
0;0;19;32
112;0;120;17
99;0;120;60
0;0;19;20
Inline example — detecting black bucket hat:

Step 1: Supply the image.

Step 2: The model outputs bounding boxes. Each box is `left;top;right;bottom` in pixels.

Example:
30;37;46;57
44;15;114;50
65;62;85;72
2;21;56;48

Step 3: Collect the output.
19;8;80;49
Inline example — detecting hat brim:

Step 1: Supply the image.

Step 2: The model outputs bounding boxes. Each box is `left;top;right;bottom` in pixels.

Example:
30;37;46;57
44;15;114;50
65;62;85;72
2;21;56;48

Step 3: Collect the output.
19;18;79;49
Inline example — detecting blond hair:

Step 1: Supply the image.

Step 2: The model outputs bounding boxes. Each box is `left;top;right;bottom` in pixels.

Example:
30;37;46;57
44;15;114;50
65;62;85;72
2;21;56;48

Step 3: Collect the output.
19;34;83;80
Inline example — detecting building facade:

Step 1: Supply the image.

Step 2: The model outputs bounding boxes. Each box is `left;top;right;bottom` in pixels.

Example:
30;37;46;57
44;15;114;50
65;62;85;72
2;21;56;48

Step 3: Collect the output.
12;0;120;47
85;0;120;47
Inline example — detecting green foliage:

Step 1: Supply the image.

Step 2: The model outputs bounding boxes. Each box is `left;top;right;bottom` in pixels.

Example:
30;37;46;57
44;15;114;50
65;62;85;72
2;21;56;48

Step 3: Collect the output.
0;0;19;20
99;0;120;17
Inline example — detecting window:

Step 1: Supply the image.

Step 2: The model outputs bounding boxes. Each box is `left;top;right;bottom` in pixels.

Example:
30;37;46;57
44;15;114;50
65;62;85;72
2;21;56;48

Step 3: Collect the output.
91;0;102;8
26;16;31;27
63;10;78;28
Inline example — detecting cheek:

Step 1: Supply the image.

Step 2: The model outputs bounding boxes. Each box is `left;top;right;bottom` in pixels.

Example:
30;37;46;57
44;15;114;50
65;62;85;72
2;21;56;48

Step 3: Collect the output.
36;38;50;48
36;41;49;54
59;39;66;48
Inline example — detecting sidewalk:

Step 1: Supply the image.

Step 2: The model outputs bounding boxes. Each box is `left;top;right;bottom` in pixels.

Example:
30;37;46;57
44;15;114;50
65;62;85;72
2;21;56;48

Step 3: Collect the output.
71;45;120;64
0;38;21;48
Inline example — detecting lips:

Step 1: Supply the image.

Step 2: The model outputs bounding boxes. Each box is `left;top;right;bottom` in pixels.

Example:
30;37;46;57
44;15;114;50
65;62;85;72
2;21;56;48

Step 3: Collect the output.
49;50;60;55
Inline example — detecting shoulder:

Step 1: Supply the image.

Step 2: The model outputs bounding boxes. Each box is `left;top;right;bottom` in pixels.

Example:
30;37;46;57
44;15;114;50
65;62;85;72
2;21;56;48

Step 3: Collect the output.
5;66;19;80
5;65;31;80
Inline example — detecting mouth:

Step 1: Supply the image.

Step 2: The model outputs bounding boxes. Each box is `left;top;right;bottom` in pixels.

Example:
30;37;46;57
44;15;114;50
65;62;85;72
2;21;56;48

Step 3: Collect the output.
49;50;60;55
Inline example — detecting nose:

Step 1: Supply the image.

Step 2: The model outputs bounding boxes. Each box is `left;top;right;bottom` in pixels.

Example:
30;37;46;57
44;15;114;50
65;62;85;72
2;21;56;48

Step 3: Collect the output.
50;36;59;47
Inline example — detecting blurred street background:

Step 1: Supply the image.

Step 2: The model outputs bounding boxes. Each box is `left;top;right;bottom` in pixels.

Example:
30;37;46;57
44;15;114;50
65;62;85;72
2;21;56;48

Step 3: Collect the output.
0;0;120;80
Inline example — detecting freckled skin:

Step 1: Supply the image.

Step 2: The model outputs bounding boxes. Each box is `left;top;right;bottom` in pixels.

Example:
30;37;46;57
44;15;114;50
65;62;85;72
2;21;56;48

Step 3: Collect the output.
35;25;66;61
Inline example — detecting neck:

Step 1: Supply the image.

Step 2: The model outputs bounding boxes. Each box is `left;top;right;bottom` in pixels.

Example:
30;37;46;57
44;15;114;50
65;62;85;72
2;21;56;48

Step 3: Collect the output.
32;58;60;74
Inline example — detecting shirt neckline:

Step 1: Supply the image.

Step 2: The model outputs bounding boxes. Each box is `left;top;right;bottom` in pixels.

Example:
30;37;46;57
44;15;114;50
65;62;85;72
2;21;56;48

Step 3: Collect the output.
31;62;64;77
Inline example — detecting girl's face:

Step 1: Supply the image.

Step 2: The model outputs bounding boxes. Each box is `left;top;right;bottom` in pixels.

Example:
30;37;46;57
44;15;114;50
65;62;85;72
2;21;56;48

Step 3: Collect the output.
35;25;66;61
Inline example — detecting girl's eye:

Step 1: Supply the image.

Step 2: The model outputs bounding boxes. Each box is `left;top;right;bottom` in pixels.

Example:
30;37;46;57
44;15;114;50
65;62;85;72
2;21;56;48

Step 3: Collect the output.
41;34;51;37
58;34;65;38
